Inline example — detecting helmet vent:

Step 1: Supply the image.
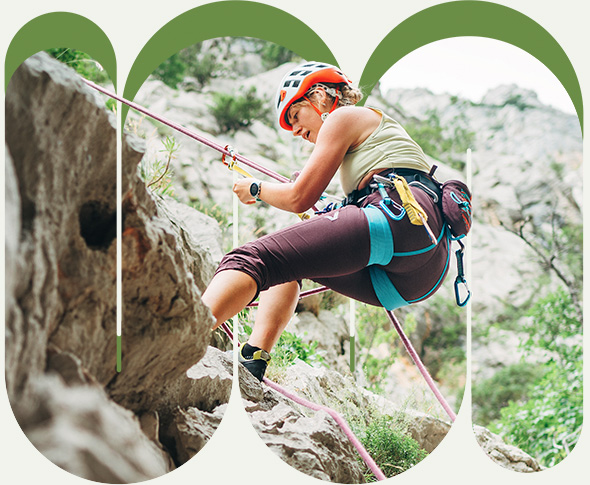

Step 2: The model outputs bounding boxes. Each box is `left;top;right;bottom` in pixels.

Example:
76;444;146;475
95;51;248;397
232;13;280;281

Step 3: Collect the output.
292;80;300;88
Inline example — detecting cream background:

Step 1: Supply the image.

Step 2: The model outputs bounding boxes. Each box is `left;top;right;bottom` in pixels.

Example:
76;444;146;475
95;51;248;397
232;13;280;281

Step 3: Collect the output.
1;1;587;484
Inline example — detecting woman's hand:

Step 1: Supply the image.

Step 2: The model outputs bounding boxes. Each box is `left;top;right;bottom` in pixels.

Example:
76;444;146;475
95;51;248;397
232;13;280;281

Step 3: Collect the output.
233;178;258;205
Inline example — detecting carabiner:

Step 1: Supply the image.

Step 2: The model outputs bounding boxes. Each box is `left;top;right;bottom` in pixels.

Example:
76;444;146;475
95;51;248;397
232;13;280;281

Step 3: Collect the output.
377;183;406;221
380;198;406;221
453;243;471;306
454;275;471;307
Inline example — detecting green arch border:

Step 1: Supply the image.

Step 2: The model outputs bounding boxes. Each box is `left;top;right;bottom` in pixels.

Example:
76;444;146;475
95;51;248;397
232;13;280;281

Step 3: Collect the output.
359;0;583;133
123;1;336;121
4;12;116;89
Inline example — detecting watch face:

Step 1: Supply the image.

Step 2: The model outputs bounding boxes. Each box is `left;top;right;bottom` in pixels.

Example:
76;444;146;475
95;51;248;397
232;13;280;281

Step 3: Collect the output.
250;182;259;197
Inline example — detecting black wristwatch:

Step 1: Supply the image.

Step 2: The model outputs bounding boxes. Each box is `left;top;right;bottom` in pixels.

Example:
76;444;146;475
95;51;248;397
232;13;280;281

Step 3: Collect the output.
249;181;262;200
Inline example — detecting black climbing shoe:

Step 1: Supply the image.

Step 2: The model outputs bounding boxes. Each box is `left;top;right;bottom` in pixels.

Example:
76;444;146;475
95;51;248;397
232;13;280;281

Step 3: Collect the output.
238;343;271;381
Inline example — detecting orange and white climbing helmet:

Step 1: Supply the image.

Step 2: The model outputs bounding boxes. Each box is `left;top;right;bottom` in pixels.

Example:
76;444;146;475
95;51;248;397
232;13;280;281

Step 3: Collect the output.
275;61;351;131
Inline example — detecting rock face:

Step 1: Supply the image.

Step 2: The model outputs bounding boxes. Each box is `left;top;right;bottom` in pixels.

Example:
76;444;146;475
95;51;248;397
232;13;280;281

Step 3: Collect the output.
474;426;542;473
237;359;541;480
239;364;367;483
5;51;119;404
5;52;229;482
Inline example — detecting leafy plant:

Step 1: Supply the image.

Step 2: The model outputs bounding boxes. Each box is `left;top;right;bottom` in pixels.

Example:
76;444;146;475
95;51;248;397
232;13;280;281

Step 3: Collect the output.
258;42;299;68
352;414;427;480
404;110;474;171
138;136;180;196
489;288;582;467
419;296;466;379
210;86;269;133
270;330;325;370
472;362;544;423
152;52;188;88
238;322;325;381
356;303;400;393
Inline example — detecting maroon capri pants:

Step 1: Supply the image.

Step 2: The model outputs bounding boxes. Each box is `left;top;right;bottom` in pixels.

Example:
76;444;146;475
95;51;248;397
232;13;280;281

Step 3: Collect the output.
214;184;450;308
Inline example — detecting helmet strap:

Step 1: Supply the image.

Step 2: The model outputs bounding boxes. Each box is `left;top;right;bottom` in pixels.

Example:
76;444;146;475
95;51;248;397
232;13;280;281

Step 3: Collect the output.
304;94;340;122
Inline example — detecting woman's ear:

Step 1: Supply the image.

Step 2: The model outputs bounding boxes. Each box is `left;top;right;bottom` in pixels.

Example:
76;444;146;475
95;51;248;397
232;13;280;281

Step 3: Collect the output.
316;87;329;106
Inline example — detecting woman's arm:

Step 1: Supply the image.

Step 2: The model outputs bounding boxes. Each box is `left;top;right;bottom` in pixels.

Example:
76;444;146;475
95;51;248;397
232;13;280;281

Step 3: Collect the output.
233;107;375;213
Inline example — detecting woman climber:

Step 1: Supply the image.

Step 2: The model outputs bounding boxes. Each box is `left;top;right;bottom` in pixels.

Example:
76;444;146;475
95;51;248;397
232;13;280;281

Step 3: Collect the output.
202;61;451;381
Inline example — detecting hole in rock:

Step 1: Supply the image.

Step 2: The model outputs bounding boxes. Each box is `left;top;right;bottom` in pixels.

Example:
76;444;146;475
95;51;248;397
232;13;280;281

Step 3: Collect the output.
79;200;116;251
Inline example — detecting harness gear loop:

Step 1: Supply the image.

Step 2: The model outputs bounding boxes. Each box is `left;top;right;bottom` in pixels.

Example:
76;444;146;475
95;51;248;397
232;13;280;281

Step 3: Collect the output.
373;174;438;244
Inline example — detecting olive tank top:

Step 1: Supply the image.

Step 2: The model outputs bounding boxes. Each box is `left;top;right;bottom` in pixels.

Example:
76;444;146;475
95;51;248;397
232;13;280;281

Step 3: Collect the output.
339;107;430;195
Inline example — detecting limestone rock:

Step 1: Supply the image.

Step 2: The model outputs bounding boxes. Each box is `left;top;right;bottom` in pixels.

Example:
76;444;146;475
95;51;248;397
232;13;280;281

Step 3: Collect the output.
110;128;220;413
163;404;228;465
4;51;229;481
247;401;366;483
288;310;352;373
5;52;118;400
21;375;172;483
474;425;542;472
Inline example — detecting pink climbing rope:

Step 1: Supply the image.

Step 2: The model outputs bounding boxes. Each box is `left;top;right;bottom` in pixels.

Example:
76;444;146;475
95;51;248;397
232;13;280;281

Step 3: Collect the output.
385;310;457;422
246;285;330;308
83;79;291;184
262;377;387;481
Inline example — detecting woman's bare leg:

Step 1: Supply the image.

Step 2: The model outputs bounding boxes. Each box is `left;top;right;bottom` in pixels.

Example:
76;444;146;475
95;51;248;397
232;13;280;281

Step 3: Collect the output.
201;270;258;329
247;281;300;352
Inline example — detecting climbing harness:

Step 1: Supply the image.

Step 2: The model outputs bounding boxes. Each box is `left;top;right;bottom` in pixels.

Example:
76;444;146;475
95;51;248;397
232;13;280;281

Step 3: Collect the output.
84;79;461;424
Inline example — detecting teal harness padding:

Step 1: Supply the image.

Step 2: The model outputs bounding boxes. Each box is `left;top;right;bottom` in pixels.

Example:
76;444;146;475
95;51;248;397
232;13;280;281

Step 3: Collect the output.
369;265;409;310
362;205;409;310
361;204;449;311
363;205;394;266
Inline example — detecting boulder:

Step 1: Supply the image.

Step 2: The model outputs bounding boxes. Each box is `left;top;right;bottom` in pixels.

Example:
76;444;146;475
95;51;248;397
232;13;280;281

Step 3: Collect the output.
474;425;542;472
246;400;366;483
5;52;119;401
21;374;172;483
108;127;220;413
4;51;229;481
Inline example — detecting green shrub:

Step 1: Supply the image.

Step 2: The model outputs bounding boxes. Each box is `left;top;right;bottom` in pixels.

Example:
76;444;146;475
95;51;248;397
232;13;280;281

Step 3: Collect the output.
238;322;325;381
152;52;187;88
356;303;400;393
404;110;474;171
210;86;269;133
420;295;466;378
491;360;582;467
46;48;110;84
490;288;582;467
259;42;299;68
187;51;218;87
472;362;544;424
354;414;427;480
270;329;325;370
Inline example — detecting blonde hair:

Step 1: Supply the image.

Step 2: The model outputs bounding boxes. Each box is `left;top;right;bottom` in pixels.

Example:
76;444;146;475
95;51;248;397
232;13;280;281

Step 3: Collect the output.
294;82;363;111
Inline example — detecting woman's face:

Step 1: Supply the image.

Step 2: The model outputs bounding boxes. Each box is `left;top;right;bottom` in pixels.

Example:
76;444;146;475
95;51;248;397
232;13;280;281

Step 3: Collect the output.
287;99;325;144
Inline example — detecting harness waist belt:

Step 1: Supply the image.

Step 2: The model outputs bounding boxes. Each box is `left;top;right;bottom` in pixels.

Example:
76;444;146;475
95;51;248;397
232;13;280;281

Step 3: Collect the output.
343;168;442;207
